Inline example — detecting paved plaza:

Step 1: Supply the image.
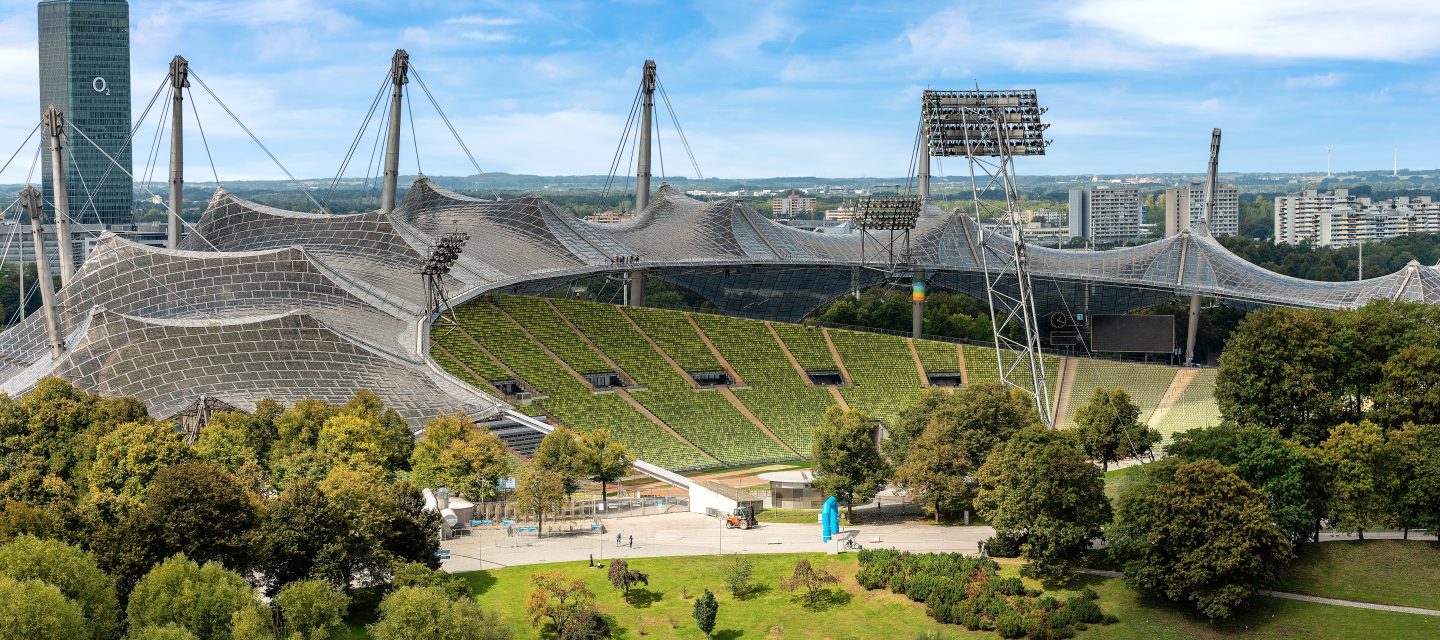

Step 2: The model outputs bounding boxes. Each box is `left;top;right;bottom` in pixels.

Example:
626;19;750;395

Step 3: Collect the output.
439;512;995;572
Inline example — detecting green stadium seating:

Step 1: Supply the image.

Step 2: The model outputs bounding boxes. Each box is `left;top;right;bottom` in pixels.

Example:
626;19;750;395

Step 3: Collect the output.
772;323;840;371
1154;368;1222;443
625;307;723;372
551;299;691;391
962;345;1060;397
495;295;613;374
828;329;924;426
436;295;1206;472
915;340;962;374
440;300;717;471
693;313;839;454
1061;360;1178;428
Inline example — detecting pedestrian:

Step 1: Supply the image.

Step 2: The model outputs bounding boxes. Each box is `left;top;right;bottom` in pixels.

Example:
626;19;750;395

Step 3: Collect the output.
616;532;622;547
628;534;633;548
589;554;594;567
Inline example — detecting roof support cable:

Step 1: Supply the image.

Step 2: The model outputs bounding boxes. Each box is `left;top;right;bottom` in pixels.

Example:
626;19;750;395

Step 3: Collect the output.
405;87;423;177
364;94;392;197
187;86;222;185
409;67;490;198
603;81;644;198
654;105;666;182
656;79;703;179
324;73;390;208
0;124;40;180
189;71;331;214
58;73;169;226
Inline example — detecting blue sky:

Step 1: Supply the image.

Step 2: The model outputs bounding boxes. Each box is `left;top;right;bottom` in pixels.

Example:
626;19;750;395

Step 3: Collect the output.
3;0;1440;181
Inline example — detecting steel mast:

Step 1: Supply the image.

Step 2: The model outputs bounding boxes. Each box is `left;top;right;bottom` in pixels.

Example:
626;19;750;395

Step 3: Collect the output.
167;55;189;248
1184;128;1220;366
380;49;409;214
42;105;76;286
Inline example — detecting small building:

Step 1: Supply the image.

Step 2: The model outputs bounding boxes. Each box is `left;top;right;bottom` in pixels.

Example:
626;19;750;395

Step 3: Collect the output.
757;469;822;510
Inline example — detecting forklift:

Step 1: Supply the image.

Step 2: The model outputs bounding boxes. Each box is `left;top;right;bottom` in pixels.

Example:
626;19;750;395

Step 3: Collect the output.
724;506;758;529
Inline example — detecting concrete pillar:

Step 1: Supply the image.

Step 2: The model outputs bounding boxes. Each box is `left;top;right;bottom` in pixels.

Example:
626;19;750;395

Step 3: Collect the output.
20;187;62;360
42;105;75;285
918;120;931;201
167;56;188;249
912;270;925;339
634;60;656;213
628;270;645;307
380;49;409;214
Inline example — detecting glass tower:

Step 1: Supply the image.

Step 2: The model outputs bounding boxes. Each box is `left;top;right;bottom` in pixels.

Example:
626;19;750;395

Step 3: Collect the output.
38;0;132;227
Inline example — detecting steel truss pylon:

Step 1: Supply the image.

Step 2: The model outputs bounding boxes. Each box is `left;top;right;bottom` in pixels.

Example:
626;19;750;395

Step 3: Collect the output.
953;103;1053;427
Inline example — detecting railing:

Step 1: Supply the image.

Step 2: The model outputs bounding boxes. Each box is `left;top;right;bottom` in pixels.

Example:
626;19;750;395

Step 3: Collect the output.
807;320;1210;367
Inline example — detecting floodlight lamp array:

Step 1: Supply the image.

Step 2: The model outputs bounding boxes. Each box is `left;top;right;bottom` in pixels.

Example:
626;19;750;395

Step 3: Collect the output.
421;232;469;276
922;89;1050;158
856;195;921;231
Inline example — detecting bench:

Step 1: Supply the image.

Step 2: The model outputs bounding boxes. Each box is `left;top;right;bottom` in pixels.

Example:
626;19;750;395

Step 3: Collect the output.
768;538;781;545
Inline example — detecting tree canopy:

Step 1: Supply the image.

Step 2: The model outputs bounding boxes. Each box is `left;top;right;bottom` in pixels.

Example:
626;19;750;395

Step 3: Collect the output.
1072;387;1160;471
812;406;888;520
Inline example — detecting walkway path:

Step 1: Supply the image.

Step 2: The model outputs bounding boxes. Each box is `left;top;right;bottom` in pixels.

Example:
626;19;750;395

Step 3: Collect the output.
1074;568;1440;618
439;512;992;573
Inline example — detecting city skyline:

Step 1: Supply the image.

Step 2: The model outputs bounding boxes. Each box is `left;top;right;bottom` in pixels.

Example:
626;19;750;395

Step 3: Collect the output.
1;0;1439;183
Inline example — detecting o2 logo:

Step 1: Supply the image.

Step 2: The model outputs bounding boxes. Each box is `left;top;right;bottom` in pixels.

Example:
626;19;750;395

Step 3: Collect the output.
92;77;110;95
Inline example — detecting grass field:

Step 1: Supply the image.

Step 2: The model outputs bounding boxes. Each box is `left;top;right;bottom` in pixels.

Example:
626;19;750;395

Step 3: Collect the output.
409;551;1440;640
1276;540;1440;611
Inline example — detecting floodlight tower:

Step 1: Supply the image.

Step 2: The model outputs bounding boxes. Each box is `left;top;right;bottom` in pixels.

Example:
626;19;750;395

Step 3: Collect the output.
924;89;1053;427
422;231;470;335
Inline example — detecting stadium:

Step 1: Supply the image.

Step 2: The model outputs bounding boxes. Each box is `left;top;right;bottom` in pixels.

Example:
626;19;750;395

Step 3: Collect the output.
2;50;1438;485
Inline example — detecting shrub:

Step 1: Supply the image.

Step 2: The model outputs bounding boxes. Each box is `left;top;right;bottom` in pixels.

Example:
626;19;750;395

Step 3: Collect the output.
993;611;1027;638
983;532;1024;558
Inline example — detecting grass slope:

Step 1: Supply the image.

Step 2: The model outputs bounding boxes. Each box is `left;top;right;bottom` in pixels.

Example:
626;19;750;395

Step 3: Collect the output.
1277;540;1440;611
434;552;1440;640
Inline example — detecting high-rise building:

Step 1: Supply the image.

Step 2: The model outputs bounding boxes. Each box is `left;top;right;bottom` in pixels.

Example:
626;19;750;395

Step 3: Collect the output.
1164;182;1239;237
770;191;817;219
38;0;132;227
1068;187;1142;246
1275;189;1440;247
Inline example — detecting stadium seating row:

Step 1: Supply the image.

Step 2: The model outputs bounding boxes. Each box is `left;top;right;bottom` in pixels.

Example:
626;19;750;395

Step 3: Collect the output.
1153;368;1222;442
827;328;925;426
624;306;723;372
1061;359;1179;427
770;323;840;371
914;340;962;375
494;296;613;374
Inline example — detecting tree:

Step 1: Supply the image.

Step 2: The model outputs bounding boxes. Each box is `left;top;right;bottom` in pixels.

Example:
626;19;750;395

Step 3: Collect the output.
1317;421;1400;539
1332;301;1440;419
316;414;408;475
577;429;633;511
884;388;950;463
370;586;511;640
390;563;472;602
892;382;1039;522
780;558;837;608
340;390;414;471
1109;459;1293;620
410;414;511;503
812;406;889;520
130;625;201;640
192;418;260;476
721;554;753;599
319;466;439;587
126;555;271;640
606;559;649;601
0;535;119;640
974;426;1111;580
1168;423;1320;543
256;478;347;595
271;399;339;463
1397;424;1440;536
1072;387;1160;471
1372;345;1440;428
532;427;585;496
0;574;88;640
276;580;349;640
1215;307;1343;443
692;588;718;637
525;570;597;637
512;467;568;538
86;420;191;510
94;462;262;595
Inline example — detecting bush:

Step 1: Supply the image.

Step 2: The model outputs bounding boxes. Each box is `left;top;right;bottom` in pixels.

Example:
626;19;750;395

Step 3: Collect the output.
993;611;1027;638
277;579;348;640
984;532;1024;558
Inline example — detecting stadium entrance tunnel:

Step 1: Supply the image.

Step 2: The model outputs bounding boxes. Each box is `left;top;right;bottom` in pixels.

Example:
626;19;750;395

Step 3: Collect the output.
689;370;732;387
585;372;626;390
926;373;964;387
807;371;844;386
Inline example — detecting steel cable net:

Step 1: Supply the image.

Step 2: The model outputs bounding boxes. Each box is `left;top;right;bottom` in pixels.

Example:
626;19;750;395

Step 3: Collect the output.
2;72;1438;432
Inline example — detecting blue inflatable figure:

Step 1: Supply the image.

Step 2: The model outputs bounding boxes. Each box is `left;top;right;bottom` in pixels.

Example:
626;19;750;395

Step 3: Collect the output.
821;496;839;542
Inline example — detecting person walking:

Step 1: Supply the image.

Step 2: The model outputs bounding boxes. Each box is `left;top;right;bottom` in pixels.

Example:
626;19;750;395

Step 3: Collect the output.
628;534;634;548
616;532;622;547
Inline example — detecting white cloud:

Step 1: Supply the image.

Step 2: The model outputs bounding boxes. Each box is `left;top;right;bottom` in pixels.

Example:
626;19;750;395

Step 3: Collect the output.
446;15;523;27
1068;0;1440;61
1283;72;1346;89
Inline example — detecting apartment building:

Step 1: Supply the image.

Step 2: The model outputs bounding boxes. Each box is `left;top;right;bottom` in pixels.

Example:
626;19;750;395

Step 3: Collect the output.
1277;189;1440;247
1164;182;1239;237
1068;187;1142;246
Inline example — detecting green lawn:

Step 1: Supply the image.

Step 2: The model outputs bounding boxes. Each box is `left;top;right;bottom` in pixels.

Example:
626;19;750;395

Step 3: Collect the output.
1277;540;1440;610
432;552;1440;640
1103;465;1147;504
